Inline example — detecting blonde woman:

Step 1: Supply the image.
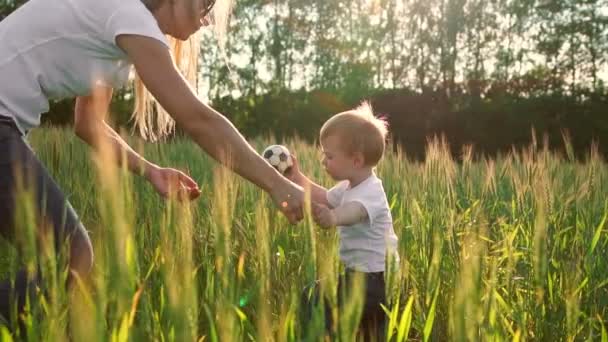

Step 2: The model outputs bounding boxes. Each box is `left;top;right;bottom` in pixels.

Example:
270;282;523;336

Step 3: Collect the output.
0;0;304;324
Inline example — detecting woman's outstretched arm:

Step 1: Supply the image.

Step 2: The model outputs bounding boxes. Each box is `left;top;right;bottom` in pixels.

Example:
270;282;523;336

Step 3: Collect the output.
116;34;304;222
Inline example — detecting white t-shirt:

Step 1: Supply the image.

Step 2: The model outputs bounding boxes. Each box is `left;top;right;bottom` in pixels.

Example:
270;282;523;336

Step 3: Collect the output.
327;173;400;273
0;0;169;134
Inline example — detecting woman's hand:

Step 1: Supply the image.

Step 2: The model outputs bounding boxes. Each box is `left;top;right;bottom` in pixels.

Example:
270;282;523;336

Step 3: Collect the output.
145;165;201;201
269;178;305;224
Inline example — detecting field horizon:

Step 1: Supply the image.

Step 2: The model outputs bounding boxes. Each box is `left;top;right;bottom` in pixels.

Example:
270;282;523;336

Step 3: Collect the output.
0;128;607;341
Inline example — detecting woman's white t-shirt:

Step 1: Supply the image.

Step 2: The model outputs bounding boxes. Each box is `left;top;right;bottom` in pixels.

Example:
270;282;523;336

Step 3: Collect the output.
0;0;169;134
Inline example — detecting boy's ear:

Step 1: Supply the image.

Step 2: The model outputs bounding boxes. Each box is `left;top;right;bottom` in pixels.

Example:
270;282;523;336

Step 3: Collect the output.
353;151;365;168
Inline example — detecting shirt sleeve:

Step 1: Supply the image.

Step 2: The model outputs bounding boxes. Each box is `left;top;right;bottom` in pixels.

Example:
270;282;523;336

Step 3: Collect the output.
342;180;386;225
104;3;170;49
326;181;348;208
334;201;368;225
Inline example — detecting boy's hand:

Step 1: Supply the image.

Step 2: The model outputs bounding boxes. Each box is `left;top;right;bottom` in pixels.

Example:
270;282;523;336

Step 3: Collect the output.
312;203;337;228
284;154;303;184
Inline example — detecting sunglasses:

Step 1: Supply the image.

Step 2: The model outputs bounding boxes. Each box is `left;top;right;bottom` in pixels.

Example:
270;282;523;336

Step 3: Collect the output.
201;0;216;17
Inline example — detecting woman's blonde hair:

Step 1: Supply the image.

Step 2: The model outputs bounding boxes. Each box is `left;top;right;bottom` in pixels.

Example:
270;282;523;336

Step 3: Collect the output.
320;102;389;166
133;0;233;141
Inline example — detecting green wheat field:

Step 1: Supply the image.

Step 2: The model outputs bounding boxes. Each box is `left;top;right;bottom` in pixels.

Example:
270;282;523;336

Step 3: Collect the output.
1;128;607;341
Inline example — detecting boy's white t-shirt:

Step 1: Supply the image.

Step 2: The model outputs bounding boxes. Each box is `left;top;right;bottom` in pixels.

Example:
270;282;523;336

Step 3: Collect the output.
0;0;169;134
327;173;400;273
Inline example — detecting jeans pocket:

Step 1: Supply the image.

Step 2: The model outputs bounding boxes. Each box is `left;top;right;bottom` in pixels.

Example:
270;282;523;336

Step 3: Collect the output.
0;129;27;166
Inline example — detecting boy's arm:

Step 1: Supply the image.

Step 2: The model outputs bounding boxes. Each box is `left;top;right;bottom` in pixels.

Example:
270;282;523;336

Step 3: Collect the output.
313;202;368;228
286;158;331;207
292;172;331;207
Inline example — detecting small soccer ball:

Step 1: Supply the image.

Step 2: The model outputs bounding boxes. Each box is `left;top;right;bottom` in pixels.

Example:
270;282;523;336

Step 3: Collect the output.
262;144;293;174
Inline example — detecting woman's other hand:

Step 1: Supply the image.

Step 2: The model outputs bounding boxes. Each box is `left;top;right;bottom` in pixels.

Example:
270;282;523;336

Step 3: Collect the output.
145;165;201;201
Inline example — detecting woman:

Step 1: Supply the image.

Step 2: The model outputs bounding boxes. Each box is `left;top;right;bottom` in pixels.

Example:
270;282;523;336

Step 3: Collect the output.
0;0;304;323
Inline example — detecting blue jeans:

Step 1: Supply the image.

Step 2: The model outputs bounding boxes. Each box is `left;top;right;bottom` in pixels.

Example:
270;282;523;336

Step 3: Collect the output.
0;118;93;324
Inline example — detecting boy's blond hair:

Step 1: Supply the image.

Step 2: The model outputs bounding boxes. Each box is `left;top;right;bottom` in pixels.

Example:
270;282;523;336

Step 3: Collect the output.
320;102;388;166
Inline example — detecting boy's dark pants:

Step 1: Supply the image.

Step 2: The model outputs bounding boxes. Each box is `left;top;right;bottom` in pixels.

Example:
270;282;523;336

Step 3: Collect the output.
302;269;387;341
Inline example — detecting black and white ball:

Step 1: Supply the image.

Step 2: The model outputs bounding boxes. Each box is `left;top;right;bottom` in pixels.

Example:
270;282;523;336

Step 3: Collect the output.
262;145;293;174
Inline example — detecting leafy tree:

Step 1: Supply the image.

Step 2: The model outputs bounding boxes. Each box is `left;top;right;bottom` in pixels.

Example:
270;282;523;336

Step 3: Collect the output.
0;0;27;20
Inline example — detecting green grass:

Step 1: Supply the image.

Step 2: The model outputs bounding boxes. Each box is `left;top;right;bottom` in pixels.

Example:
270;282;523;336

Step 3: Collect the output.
1;128;607;341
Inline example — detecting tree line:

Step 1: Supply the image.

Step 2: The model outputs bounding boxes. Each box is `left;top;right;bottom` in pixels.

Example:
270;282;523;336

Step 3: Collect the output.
2;0;608;159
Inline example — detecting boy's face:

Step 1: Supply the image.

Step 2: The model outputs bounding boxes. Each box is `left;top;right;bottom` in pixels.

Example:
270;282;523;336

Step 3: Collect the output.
320;134;358;181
